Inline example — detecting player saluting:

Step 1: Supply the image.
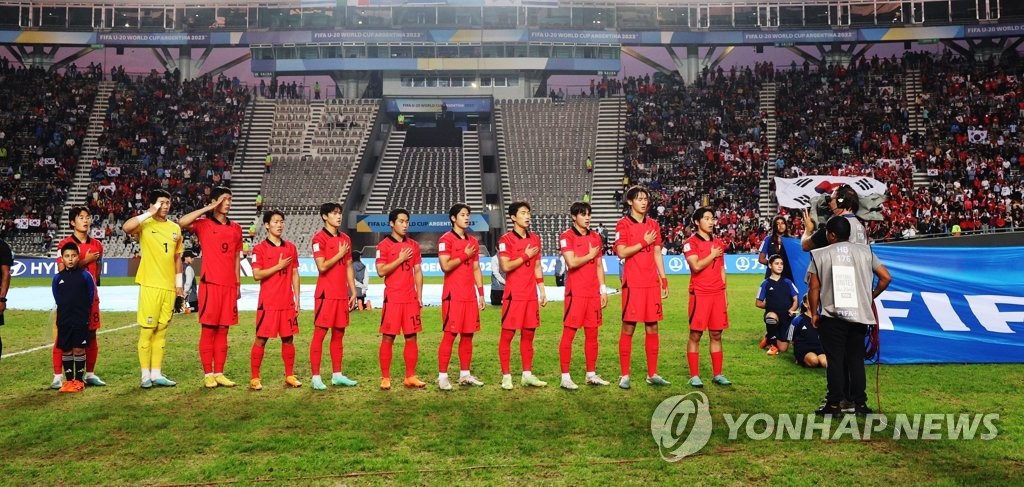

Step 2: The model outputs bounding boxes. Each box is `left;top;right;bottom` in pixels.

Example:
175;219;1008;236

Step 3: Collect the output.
178;187;243;388
436;203;486;390
309;202;359;390
52;206;106;389
122;189;184;388
614;186;670;389
249;210;302;390
683;207;732;387
376;208;425;390
497;201;548;390
558;201;611;390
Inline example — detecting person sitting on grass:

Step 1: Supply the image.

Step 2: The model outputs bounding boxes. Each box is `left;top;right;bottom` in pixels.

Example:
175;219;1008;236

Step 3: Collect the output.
779;295;827;368
755;254;799;356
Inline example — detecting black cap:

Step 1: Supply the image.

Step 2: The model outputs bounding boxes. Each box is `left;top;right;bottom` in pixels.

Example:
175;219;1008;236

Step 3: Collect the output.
183;250;195;258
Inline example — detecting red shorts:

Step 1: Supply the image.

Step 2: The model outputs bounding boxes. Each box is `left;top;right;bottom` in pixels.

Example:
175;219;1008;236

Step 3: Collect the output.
501;299;540;330
255;307;298;338
314;297;351;329
89;297;101;331
621;286;663;323
563;294;603;329
199;282;239;326
688;291;729;331
380;301;422;336
442;298;481;334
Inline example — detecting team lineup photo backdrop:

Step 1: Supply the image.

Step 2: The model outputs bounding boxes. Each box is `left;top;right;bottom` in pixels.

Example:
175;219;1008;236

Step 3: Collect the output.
781;238;1024;364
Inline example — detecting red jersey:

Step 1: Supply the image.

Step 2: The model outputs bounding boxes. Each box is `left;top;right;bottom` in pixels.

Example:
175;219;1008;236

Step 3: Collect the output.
498;229;542;301
559;227;602;297
312;227;352;300
251;238;299;310
683;234;726;294
55;234;103;284
615;215;663;288
439;230;479;301
191;216;243;286
376;235;421;304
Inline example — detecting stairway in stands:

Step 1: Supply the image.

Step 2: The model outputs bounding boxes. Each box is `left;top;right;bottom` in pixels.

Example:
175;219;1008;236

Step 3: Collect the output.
363;128;406;213
904;69;931;189
57;80;115;237
758;81;778;218
462;130;485;211
227;98;274;228
589;95;626;229
493;106;512;222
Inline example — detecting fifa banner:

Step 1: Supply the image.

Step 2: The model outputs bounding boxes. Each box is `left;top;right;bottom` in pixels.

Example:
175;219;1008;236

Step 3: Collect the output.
782;238;1024;364
386;98;492;113
774;176;886;209
356;214;489;232
8;258;129;278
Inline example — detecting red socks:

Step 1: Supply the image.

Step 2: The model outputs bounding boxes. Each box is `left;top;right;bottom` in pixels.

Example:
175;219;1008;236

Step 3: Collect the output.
498;329;515;375
379;339;393;378
403;338;418;378
329;329;344;374
559;327;577;374
711;351;724;377
619;332;633;376
584;327;599;373
310;327;328;375
457;333;473;371
645;333;660;378
439;332;456;373
86;335;98;373
250;343;265;379
199;326;216;374
687;352;700;377
282;342;295;377
52;345;63;375
520;328;536;372
214;327;229;374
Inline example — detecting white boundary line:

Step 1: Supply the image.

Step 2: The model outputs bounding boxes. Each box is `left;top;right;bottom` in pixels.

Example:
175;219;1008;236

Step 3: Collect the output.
1;323;138;359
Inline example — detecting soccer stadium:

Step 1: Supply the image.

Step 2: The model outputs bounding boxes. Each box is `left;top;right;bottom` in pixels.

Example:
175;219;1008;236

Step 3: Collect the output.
0;0;1022;484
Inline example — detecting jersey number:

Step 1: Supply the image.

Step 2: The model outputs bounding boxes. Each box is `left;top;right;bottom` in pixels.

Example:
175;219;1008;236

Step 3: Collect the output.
163;243;168;253
222;242;229;253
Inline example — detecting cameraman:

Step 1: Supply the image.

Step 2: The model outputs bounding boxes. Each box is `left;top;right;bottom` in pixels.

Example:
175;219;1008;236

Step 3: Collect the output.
801;184;867;251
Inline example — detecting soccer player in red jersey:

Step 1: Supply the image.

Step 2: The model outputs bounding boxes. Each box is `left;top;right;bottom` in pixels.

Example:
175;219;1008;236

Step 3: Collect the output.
178;187;243;388
248;210;302;390
51;206;106;389
614;186;670;389
557;202;610;390
309;202;358;390
683;207;732;387
375;208;425;390
497;201;548;390
436;203;486;390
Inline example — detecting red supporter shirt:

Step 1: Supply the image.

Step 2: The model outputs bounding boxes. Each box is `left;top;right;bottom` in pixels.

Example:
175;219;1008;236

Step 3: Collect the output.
312;228;352;300
498;229;542;301
55;234;103;286
191;216;242;286
615;215;663;288
439;230;479;301
377;235;422;304
559;227;602;297
683;234;726;294
251;238;299;310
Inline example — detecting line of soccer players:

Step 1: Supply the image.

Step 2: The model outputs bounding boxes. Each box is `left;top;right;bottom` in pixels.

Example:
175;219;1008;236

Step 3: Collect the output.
51;185;733;392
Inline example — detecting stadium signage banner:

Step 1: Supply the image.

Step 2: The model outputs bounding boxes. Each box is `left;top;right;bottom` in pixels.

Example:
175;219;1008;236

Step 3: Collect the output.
385;98;492;113
782;238;1024;364
355;214;490;232
8;258;129;278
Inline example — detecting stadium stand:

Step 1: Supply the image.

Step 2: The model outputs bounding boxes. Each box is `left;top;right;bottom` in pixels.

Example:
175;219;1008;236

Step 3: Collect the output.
495;98;599;254
0;63;100;255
